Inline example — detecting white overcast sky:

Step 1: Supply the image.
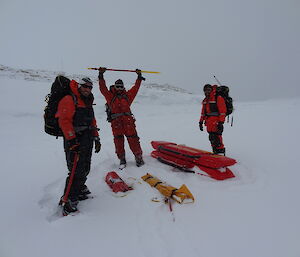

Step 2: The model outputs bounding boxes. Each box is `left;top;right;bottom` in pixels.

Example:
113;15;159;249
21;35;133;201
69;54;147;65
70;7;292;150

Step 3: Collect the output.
1;0;299;100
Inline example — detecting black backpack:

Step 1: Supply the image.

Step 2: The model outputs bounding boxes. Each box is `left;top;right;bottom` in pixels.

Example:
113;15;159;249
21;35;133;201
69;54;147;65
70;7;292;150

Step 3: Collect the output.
216;86;233;115
105;86;115;122
44;75;73;137
105;102;113;122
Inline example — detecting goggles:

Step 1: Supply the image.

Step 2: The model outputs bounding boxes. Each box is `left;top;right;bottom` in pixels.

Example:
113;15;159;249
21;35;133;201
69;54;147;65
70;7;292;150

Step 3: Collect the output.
80;84;93;89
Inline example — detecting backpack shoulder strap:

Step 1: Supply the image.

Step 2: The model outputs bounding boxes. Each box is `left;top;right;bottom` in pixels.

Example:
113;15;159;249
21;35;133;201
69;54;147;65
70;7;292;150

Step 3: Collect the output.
108;95;118;108
70;93;78;107
123;94;129;103
108;94;129;107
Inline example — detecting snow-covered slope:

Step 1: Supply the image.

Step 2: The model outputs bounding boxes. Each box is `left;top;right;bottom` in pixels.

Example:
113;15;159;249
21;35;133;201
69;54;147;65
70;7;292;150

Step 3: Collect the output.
1;69;300;257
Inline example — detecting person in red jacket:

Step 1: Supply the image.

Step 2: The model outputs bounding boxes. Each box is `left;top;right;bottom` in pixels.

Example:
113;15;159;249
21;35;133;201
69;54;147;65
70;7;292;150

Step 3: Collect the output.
56;77;101;215
199;84;227;155
98;67;144;168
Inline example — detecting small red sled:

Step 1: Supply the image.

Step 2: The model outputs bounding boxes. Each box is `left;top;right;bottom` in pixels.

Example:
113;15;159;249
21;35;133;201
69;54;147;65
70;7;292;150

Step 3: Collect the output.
105;171;133;193
151;141;237;180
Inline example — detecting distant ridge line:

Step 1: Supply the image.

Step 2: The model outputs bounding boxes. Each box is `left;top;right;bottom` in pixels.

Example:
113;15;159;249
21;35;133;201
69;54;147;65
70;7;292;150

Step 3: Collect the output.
0;64;190;94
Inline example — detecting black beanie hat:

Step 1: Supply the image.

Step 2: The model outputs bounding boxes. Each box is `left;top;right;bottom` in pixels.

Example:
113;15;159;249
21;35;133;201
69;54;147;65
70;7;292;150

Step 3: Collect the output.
115;79;124;85
203;84;212;91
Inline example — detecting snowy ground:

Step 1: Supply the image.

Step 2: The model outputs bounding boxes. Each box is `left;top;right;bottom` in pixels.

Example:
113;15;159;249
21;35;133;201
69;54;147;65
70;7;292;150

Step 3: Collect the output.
1;72;300;257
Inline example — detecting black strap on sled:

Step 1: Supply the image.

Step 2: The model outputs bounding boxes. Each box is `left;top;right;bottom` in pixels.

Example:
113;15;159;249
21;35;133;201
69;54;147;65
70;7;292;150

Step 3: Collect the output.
153;181;163;188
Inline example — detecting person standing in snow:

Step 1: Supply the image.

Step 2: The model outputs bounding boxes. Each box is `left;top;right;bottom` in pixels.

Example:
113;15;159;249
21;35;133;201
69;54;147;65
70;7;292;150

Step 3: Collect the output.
56;77;101;215
199;84;227;155
98;67;145;168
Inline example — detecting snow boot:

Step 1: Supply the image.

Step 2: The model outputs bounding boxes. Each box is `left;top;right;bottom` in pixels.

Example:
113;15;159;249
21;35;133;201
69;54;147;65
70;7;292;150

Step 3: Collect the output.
77;194;89;201
60;198;78;216
135;155;145;167
80;185;91;195
213;147;222;153
77;185;91;201
119;158;127;170
214;148;226;156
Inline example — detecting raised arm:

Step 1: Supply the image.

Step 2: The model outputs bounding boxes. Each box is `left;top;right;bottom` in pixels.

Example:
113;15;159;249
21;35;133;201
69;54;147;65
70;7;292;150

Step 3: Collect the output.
98;67;113;103
127;69;145;104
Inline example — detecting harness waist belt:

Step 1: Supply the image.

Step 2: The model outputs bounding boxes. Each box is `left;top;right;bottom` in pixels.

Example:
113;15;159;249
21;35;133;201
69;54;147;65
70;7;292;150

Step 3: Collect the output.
206;112;219;116
74;126;98;133
111;112;132;120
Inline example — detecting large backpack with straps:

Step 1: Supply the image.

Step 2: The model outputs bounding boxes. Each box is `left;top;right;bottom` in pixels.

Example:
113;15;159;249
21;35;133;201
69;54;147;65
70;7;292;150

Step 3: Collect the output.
44;75;72;137
216;86;233;115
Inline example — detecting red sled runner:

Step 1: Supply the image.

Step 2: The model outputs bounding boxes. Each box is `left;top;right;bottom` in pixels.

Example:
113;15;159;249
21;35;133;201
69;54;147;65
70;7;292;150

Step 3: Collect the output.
105;171;133;193
151;141;237;180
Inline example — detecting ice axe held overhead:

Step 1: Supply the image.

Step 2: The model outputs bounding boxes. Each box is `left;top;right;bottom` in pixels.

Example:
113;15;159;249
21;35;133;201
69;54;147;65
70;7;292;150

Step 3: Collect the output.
88;67;160;74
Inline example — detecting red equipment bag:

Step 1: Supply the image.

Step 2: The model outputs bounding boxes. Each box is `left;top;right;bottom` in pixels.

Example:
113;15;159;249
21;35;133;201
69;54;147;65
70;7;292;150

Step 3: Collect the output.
105;171;132;193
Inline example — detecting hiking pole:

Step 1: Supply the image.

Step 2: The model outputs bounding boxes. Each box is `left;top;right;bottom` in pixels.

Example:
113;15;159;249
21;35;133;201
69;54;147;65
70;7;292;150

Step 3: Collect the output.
61;152;79;207
213;75;222;86
88;67;160;74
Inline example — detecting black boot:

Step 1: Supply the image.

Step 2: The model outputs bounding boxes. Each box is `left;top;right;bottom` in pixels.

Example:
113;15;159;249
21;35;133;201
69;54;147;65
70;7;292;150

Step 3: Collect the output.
80;185;91;195
135;155;145;167
215;148;226;156
60;198;78;216
77;185;91;201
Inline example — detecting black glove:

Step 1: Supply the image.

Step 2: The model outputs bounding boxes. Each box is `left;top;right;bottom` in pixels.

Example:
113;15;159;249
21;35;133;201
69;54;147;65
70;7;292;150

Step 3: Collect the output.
98;67;106;80
199;122;204;131
94;136;101;153
217;122;224;132
67;138;80;153
136;69;145;81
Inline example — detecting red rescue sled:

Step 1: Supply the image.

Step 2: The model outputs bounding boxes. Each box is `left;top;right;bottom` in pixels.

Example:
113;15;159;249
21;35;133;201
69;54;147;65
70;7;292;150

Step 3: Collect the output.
105;171;133;193
151;141;236;180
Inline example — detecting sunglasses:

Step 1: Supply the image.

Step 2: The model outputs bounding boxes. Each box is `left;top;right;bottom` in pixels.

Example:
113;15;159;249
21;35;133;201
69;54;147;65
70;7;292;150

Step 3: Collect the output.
115;85;124;89
81;84;93;89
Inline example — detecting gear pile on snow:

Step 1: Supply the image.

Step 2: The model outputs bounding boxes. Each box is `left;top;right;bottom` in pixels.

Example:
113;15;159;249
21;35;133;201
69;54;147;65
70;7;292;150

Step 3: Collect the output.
151;141;236;180
142;173;194;203
105;171;133;193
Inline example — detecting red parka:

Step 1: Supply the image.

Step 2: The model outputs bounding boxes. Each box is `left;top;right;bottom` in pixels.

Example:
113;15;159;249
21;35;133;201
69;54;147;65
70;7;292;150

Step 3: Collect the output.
98;78;143;158
200;85;227;124
55;80;99;140
99;78;142;113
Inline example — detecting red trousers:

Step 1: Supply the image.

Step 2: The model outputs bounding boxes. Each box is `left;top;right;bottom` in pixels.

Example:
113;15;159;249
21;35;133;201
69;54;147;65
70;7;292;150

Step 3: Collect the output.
111;116;142;158
205;116;225;152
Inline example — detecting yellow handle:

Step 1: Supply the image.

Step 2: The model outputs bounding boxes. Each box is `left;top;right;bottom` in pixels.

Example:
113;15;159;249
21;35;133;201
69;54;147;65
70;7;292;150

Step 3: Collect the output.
140;70;160;74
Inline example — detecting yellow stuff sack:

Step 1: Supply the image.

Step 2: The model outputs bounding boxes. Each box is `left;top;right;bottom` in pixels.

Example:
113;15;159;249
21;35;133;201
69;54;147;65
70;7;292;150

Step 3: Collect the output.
142;173;194;204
